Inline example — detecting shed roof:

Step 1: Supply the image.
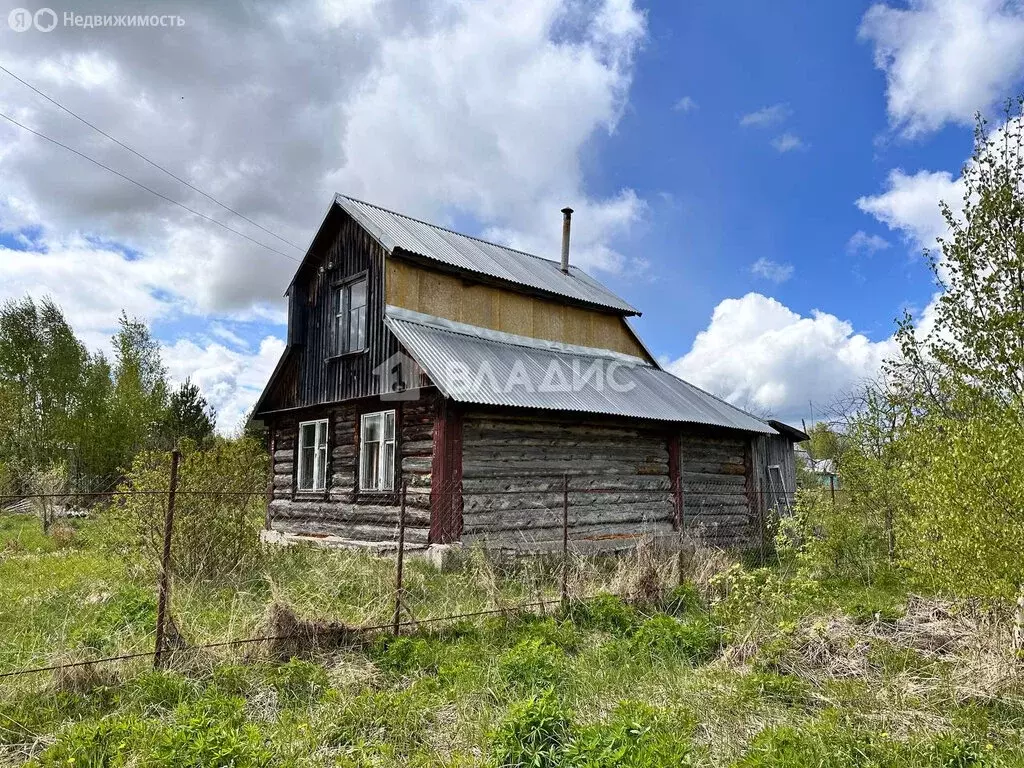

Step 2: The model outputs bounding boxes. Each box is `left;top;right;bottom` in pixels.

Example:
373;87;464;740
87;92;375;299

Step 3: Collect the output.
384;306;776;434
335;195;638;315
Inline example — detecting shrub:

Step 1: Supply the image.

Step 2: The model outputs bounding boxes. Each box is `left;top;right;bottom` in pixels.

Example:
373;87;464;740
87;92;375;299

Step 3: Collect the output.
516;616;583;652
35;716;146;767
102;438;268;581
491;688;572;768
790;487;894;585
498;638;567;693
664;582;704;617
629;615;720;664
569;594;638;635
371;636;442;676
563;701;696;768
710;564;821;633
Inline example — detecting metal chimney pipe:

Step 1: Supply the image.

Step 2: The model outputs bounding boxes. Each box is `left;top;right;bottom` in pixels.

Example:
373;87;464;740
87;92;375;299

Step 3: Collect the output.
560;207;573;274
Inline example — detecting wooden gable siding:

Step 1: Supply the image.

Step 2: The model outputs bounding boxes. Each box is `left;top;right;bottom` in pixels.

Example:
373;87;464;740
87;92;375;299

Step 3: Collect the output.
291;213;403;407
385;258;652;361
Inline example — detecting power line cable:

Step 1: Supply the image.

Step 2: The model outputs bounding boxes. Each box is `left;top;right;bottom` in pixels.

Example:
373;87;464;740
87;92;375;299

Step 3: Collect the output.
0;63;305;253
0;110;300;263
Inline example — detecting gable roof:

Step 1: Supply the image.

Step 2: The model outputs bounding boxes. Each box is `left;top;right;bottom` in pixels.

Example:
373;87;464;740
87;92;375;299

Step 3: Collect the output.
384;306;777;434
767;419;810;442
334;195;638;315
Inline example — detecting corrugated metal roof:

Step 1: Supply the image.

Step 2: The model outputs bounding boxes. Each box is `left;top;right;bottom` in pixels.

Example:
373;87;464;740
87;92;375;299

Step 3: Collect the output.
384;307;776;434
335;195;638;315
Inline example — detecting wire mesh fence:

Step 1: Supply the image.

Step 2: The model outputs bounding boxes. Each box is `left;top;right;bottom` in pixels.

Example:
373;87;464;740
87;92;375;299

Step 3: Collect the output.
0;448;853;689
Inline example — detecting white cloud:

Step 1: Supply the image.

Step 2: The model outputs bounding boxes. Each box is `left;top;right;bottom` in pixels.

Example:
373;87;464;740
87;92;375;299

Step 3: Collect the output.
667;293;897;422
0;0;649;423
750;257;794;283
860;0;1024;136
771;132;805;153
739;103;791;128
162;336;286;435
327;0;647;272
673;96;698;112
0;0;648;314
846;230;891;256
856;169;962;251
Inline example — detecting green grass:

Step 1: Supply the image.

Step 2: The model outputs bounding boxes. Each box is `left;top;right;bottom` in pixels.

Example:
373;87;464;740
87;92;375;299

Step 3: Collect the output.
2;511;1023;766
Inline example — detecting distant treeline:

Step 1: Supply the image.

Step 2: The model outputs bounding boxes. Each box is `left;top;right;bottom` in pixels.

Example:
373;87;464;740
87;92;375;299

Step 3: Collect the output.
0;297;217;493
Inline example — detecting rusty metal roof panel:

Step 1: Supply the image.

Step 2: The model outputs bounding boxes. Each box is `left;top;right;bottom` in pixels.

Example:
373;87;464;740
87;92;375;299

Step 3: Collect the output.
335;195;638;314
384;307;776;434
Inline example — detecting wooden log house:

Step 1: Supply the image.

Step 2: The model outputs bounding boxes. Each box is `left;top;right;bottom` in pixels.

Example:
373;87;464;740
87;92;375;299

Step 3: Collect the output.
253;195;807;551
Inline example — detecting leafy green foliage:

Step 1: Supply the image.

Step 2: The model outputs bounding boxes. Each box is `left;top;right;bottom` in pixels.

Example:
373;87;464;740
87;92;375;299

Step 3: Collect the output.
805;422;845;465
628;615;720;664
33;690;273;768
850;99;1024;603
498;638;567;693
563;701;696;768
568;593;638;635
0;298;222;491
492;694;696;768
735;719;998;768
491;688;573;768
103;438;268;580
664;582;704;617
267;658;329;706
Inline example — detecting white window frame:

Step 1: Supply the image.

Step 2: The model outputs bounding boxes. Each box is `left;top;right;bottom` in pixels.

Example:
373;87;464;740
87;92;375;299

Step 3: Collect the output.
297;419;329;492
359;410;396;492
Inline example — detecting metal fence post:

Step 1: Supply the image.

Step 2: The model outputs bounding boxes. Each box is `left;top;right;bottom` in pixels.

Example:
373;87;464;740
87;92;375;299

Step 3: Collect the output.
830;474;836;506
393;480;407;636
561;473;569;612
154;448;180;669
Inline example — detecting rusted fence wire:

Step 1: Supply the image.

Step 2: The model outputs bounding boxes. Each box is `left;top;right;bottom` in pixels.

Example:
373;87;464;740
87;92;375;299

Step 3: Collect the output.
1;451;817;687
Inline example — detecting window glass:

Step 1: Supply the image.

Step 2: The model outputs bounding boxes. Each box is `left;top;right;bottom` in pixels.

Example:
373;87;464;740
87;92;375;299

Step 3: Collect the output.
359;410;395;491
298;419;328;491
333;277;368;355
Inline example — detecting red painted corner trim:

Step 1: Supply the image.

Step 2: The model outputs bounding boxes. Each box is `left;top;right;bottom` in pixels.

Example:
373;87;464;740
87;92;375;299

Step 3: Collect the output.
429;399;463;544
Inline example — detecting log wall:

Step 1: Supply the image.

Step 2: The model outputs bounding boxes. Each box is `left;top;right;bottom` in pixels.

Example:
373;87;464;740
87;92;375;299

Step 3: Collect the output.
459;411;676;549
265;391;437;546
678;432;759;547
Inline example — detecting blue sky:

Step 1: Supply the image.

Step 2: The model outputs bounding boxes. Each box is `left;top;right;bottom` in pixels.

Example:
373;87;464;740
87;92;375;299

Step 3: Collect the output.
610;0;958;347
1;0;1021;429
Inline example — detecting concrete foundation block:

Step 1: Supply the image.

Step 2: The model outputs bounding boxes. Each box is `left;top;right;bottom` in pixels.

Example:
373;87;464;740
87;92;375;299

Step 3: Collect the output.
423;542;466;571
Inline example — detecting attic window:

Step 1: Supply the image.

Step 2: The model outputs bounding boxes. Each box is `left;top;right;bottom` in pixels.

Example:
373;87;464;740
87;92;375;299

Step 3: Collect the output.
333;277;367;355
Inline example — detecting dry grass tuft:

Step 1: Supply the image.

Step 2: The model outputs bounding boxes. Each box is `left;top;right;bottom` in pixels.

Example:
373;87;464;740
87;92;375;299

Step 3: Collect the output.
52;658;120;695
680;539;737;596
48;525;75;547
727;594;1022;705
261;602;362;659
